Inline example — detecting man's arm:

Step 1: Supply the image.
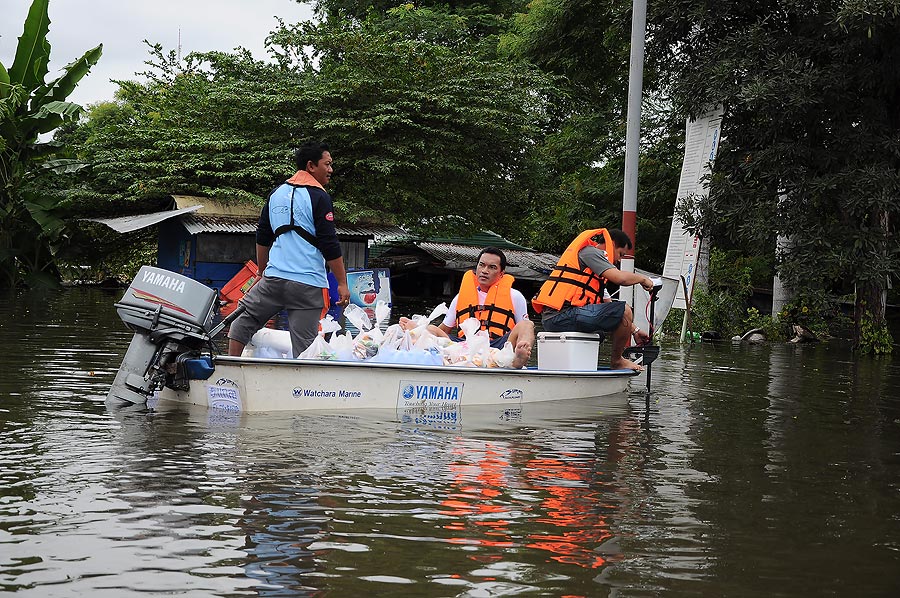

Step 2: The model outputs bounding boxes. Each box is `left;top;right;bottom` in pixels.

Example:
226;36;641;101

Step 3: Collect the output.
438;295;460;333
326;256;350;306
255;199;275;275
580;247;654;291
256;244;270;274
602;267;655;291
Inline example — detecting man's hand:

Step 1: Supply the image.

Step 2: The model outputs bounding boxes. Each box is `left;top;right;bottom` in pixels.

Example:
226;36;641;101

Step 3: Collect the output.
640;277;655;291
633;326;652;346
337;282;350;306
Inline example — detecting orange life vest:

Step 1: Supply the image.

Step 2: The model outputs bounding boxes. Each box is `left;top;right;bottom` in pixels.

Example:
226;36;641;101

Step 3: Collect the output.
532;228;616;313
456;270;517;340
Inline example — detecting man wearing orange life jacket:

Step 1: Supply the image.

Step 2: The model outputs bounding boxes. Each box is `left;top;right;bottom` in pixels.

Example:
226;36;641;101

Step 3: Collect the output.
400;247;535;368
533;229;654;371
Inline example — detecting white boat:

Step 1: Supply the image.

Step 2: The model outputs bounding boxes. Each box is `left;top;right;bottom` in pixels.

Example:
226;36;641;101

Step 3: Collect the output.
107;266;642;415
152;355;638;413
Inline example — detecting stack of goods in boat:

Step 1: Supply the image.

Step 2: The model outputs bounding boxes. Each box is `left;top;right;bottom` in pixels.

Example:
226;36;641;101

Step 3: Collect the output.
245;301;516;368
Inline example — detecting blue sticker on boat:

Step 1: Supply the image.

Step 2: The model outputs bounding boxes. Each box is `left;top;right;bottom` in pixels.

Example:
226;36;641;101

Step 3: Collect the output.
397;380;463;411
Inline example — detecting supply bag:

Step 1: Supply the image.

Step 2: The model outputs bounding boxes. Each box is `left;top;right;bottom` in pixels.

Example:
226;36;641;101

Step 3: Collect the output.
297;333;337;360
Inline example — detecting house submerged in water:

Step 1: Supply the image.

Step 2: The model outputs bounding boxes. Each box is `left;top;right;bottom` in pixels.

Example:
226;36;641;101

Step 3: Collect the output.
90;197;559;308
89;195;400;293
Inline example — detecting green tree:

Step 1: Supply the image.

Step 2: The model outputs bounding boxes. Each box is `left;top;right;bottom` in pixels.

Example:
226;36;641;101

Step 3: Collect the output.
0;0;101;288
500;0;683;265
75;6;552;238
649;0;900;348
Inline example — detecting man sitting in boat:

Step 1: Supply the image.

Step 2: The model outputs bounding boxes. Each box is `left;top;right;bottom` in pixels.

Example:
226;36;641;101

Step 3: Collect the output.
400;247;535;368
532;229;654;371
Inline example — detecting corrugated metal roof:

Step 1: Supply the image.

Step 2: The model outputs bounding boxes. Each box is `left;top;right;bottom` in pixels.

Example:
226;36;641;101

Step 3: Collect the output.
180;214;405;240
181;214;257;235
417;242;559;281
421;230;531;250
90;206;407;241
85;205;202;233
337;224;407;241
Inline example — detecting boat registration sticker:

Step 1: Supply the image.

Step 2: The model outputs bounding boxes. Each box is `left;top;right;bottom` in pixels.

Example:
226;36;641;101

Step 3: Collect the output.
207;385;242;412
398;380;463;410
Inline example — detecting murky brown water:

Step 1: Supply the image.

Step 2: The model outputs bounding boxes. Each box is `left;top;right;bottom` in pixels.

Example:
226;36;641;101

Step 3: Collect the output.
1;287;899;596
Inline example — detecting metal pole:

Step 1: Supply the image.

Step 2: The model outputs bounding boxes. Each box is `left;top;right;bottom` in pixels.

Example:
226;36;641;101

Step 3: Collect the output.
621;0;648;307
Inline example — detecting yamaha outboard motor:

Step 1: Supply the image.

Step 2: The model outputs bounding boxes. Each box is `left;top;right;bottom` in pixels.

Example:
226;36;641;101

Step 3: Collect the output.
107;266;220;405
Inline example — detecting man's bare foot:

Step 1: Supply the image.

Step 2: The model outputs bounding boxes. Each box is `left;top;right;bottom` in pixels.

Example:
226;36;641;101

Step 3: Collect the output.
511;340;532;369
611;357;643;371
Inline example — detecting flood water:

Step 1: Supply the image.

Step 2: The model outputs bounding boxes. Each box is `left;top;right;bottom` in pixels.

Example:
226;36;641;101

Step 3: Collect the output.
1;287;899;597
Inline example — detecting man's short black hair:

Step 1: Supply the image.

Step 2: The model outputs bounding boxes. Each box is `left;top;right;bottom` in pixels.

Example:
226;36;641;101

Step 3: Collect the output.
606;229;633;249
294;141;330;170
477;246;507;271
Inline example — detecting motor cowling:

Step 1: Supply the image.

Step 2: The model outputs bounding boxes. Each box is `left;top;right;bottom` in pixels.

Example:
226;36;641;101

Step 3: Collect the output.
107;266;219;405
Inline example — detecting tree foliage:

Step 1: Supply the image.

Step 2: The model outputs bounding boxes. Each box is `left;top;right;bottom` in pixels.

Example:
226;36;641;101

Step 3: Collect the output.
0;0;101;288
649;0;900;341
72;6;553;240
499;0;682;266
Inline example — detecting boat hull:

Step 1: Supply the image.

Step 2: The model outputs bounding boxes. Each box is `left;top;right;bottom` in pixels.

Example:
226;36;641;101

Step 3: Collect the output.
156;356;638;413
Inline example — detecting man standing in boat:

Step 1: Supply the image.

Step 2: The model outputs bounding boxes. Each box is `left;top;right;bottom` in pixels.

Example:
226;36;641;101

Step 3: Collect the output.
532;229;654;371
400;247;535;368
227;141;350;358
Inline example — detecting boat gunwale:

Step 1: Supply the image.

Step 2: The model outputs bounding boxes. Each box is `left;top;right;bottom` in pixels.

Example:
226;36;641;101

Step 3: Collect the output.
215;355;640;378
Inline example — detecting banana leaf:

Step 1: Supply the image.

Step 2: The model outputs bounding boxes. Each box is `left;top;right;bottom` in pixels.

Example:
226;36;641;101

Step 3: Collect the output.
21;100;83;137
32;45;103;107
0;63;10;100
8;0;51;92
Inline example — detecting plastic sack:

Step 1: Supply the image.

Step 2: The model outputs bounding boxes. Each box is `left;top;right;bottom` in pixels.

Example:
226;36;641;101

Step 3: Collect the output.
343;303;372;332
356;327;384;345
397;330;415;351
380;324;404;350
374;300;391;328
320;314;342;335
297;334;337;360
330;330;358;361
248;328;292;359
425;302;449;323
459;317;481;340
252;345;285;360
442;341;469;365
353;337;380;360
487;342;515;368
466;330;491;360
413;329;441;351
369;346;443;366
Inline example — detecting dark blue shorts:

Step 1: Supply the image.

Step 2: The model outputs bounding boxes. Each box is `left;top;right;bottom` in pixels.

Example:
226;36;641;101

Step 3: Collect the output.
540;302;626;340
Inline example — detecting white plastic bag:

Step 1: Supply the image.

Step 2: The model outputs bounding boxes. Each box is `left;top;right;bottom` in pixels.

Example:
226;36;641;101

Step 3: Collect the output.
425;302;449;323
380;324;404;350
330;330;358;361
248;328;292;359
297;334;337;360
442;341;468;365
319;314;342;335
459;317;481;340
488;342;515;368
374;300;391;328
343;303;372;332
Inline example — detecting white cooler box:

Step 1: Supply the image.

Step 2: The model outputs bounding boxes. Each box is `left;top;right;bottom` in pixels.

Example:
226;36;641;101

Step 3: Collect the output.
537;332;601;371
